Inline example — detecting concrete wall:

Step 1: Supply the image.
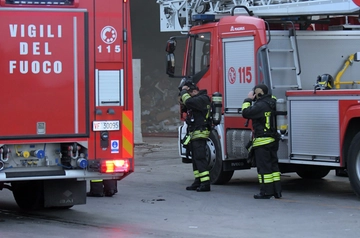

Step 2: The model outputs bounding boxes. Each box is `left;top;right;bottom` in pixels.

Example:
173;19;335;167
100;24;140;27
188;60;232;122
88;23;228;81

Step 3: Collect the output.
130;0;181;135
133;59;143;144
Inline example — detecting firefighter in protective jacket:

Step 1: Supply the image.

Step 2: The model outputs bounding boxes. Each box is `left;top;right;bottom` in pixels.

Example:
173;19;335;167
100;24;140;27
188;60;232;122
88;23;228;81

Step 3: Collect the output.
180;81;212;192
242;84;282;199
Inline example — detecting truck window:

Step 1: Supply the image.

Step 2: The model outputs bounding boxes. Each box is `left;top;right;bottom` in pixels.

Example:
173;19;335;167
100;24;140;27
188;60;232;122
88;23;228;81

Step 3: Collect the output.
187;32;211;76
257;46;270;87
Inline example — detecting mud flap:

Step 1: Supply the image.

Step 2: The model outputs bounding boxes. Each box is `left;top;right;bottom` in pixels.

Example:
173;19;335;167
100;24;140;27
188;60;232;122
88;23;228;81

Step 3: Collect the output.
44;180;86;208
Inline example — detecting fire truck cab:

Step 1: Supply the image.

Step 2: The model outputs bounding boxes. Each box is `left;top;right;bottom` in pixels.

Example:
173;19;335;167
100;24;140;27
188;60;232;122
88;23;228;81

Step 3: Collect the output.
158;0;360;198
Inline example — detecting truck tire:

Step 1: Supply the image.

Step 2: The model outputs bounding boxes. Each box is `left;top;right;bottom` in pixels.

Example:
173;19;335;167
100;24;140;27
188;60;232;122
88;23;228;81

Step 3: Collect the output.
347;132;360;198
296;166;330;179
12;181;44;210
207;130;234;185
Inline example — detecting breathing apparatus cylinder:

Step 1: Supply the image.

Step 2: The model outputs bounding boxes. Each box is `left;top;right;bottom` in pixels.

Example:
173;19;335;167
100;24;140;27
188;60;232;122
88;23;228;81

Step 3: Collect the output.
276;98;287;134
212;92;222;125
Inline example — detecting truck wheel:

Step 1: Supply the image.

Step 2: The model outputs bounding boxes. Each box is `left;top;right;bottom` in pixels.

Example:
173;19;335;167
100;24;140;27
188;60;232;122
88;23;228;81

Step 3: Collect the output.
296;166;330;179
12;181;44;210
347;132;360;198
207;130;234;185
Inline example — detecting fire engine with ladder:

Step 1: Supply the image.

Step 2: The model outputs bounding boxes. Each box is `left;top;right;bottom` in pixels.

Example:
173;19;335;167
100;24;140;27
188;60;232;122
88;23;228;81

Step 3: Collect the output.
158;0;360;198
0;0;134;209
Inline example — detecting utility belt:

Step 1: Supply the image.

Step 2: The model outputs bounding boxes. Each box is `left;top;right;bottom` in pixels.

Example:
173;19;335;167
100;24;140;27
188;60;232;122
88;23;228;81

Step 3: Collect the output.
252;137;275;147
255;131;280;140
182;128;210;146
187;125;209;133
255;132;273;138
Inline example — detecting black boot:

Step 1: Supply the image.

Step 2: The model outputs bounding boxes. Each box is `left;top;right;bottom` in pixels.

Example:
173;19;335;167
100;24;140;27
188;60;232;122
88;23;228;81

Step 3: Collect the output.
186;184;199;190
87;181;104;197
104;190;115;197
186;179;200;191
274;192;282;199
253;193;272;199
87;192;104;197
274;181;282;199
104;179;117;196
196;182;210;192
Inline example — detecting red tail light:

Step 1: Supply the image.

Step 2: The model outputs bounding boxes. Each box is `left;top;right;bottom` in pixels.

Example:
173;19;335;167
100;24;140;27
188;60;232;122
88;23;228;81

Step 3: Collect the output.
101;159;129;173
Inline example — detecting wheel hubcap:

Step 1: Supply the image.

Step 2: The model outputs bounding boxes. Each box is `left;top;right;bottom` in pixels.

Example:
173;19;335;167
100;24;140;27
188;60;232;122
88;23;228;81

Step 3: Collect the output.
206;139;217;169
356;151;360;179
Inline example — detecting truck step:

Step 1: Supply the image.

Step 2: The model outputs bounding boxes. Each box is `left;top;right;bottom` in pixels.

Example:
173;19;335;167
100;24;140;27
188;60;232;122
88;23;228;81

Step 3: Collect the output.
271;67;296;71
272;84;301;89
268;49;294;53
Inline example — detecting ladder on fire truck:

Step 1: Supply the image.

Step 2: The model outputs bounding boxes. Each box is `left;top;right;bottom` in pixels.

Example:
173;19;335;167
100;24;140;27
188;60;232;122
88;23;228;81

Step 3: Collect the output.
267;24;302;90
157;0;360;32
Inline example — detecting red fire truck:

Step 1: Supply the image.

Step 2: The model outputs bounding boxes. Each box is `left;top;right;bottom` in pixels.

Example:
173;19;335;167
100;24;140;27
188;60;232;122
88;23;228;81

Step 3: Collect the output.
0;0;134;209
158;0;360;198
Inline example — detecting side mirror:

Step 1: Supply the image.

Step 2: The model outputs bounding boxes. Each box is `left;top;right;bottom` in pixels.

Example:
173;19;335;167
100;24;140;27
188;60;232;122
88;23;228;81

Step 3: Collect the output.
165;39;176;53
166;53;175;77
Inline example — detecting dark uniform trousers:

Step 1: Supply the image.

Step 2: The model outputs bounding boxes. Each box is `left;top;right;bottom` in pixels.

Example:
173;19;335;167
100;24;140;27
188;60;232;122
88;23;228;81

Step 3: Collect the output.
254;142;281;195
88;179;118;196
190;138;210;184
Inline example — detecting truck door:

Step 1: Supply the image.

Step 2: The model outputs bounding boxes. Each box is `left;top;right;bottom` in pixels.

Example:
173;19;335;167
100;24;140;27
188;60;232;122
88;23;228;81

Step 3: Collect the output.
222;36;256;114
0;8;89;139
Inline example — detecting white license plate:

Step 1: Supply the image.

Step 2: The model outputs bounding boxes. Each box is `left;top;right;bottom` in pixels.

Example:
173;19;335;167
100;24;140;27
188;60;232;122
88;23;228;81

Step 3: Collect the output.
93;120;120;131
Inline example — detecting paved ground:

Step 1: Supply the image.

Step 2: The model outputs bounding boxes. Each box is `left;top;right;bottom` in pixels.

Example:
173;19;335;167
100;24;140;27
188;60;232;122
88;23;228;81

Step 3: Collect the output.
1;136;360;238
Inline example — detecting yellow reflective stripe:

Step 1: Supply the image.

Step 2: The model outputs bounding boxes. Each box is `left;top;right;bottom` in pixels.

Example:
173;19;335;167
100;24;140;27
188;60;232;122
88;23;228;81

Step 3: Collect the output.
91;180;103;182
212;96;222;102
253;137;275;147
182;93;191;103
258;174;275;183
273;172;281;181
200;176;210;182
183;134;191;145
191;130;210;139
199;171;210;182
122;111;134;157
264;174;274;183
242;102;251;110
264;111;271;130
264;179;273;183
198;171;209;177
205;105;211;119
194;170;200;178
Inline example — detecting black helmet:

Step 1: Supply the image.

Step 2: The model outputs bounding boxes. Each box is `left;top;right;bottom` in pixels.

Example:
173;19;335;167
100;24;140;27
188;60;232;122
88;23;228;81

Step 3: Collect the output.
185;80;198;90
315;74;334;90
178;78;198;91
254;84;268;95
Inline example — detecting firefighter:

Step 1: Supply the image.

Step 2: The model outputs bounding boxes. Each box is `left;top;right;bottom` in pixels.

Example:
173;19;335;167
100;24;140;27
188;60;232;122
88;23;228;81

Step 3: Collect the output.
87;179;118;197
242;84;282;199
180;80;212;192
